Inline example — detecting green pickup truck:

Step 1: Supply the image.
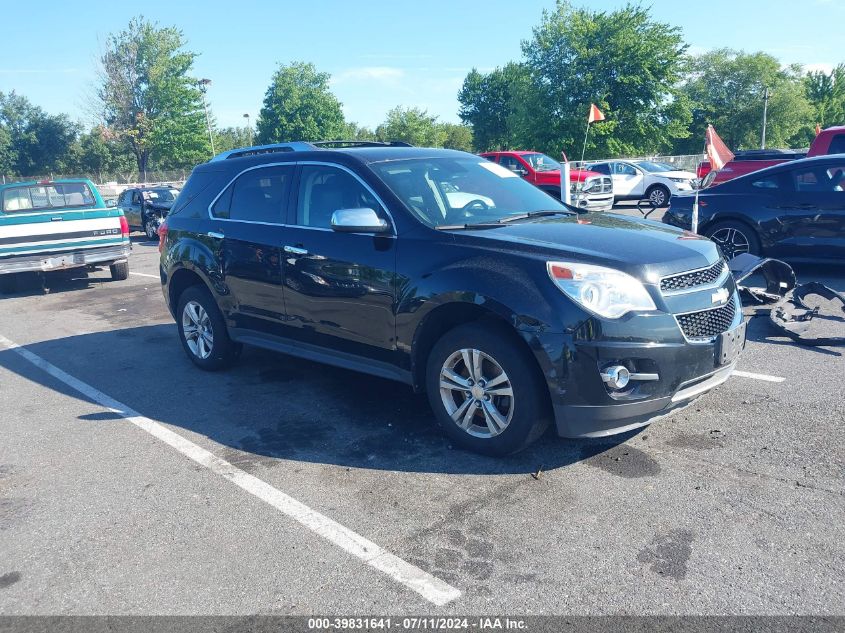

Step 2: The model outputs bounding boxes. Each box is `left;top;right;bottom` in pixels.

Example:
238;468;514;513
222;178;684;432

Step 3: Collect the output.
0;179;131;290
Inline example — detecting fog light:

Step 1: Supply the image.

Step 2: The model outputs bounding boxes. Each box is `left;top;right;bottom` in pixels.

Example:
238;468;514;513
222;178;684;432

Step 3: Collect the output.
601;365;630;389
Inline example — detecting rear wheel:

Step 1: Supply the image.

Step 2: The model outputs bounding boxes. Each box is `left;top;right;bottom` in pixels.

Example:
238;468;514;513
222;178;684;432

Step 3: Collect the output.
704;221;760;258
109;261;129;281
176;285;241;371
426;322;551;456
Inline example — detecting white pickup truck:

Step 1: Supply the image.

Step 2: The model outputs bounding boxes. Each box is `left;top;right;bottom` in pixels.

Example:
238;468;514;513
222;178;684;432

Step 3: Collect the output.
0;179;131;290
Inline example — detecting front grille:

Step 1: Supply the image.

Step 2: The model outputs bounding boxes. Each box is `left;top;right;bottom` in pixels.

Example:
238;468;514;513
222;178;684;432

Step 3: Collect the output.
676;298;736;340
602;176;612;193
660;260;726;293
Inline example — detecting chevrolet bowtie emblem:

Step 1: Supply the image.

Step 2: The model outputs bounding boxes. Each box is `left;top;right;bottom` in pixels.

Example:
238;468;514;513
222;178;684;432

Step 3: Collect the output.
711;288;730;305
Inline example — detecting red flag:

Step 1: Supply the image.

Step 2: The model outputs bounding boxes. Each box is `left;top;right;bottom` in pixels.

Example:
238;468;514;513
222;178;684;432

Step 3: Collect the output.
588;104;605;124
705;125;734;171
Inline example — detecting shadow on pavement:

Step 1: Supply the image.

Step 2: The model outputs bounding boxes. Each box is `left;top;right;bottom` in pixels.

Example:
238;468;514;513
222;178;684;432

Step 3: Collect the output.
0;323;639;476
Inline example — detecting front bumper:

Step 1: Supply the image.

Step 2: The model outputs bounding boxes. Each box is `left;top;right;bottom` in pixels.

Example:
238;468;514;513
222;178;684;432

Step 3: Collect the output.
531;297;744;438
0;243;130;275
574;193;614;212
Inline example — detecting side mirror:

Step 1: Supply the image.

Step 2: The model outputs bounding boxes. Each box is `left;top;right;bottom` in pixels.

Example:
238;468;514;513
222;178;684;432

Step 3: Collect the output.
105;199;117;208
330;208;389;233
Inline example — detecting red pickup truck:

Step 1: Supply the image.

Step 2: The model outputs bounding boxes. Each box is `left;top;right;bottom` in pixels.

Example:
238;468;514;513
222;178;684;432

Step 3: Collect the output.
479;150;614;211
697;125;845;184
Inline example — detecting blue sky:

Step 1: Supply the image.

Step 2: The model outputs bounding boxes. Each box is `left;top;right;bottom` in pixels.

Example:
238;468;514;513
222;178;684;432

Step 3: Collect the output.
1;0;842;131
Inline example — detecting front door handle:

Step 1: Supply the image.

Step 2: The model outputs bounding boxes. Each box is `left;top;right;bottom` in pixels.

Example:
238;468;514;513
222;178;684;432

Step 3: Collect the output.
207;231;224;239
284;245;308;255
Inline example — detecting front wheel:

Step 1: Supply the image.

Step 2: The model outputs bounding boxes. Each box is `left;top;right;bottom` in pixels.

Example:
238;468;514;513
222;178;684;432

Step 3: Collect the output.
646;185;670;208
109;261;129;281
704;221;761;258
426;322;551;456
144;216;159;240
176;285;241;371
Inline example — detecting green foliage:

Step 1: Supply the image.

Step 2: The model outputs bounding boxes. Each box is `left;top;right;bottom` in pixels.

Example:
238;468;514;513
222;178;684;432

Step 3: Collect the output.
521;1;690;158
96;16;210;174
343;122;378;141
0;91;79;175
458;63;530;150
256;62;347;143
375;106;446;146
67;127;136;179
439;123;474;151
677;49;814;152
805;64;845;130
214;126;254;153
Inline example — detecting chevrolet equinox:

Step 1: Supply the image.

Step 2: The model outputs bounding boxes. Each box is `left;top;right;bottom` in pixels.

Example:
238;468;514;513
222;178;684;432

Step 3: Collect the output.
159;141;746;455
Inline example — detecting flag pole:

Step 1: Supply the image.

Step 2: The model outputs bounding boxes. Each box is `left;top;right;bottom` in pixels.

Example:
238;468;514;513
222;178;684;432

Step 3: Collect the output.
577;117;591;204
692;138;705;234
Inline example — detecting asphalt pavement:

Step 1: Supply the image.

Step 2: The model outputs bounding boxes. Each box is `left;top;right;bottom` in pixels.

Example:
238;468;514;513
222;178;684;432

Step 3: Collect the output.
0;229;842;616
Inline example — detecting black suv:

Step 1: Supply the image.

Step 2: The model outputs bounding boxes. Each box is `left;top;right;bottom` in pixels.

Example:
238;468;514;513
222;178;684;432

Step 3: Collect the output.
159;141;745;455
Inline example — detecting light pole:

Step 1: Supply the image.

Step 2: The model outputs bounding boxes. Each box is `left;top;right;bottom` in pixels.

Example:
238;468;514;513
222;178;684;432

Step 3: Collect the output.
761;86;770;149
243;113;252;146
198;78;215;156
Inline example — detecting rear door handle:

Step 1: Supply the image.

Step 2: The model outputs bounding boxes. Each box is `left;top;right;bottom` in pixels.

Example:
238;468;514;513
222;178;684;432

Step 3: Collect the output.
283;245;308;255
207;231;224;239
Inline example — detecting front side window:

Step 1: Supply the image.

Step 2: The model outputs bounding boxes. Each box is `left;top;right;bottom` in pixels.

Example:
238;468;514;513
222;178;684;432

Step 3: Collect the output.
371;157;568;228
615;163;638;176
2;182;95;213
498;155;525;173
589;163;611;175
637;161;675;173
522;153;560;172
212;165;292;222
296;165;381;229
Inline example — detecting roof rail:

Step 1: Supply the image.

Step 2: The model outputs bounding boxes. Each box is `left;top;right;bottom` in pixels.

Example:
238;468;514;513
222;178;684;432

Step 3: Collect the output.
311;140;413;148
209;141;318;162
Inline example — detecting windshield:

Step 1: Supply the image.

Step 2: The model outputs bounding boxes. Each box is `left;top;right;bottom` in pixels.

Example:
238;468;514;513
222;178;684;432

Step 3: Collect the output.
371;157;567;228
2;182;95;213
637;161;676;173
143;188;179;202
523;153;561;172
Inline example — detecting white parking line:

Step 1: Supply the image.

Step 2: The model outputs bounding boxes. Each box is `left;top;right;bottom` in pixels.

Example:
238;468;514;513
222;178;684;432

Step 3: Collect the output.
129;272;159;279
0;333;461;607
732;370;786;383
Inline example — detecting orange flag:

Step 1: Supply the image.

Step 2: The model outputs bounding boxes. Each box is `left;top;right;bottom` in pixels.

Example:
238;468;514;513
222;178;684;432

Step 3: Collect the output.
705;125;734;171
815;123;822;136
588;104;605;124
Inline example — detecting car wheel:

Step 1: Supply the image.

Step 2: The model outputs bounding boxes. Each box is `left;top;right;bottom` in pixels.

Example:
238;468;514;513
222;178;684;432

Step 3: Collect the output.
176;285;241;371
144;216;159;241
426;322;551;456
109;261;129;281
704;221;761;258
646;185;670;207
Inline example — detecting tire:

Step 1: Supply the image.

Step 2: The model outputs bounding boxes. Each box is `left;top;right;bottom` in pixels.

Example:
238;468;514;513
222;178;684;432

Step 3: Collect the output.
144;216;159;241
176;285;241;371
704;220;761;259
425;321;551;456
646;184;670;207
109;261;129;281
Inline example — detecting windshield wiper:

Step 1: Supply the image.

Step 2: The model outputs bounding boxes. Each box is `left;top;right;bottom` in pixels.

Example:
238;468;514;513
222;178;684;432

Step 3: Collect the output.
497;209;575;223
435;222;506;231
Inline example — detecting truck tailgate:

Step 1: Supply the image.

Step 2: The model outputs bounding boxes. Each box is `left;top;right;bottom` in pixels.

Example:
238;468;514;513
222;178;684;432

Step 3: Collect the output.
0;209;127;259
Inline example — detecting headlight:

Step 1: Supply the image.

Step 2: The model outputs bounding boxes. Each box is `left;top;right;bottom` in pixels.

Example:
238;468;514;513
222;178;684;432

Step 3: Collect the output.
668;177;689;183
583;179;602;193
546;262;656;319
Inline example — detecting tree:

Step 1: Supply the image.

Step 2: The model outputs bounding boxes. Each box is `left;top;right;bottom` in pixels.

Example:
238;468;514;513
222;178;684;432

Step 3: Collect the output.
0;91;79;176
213;126;253;154
343;122;377;141
519;1;691;158
256;62;346;143
438;123;474;151
96;16;210;175
805;64;845;130
66;126;135;181
458;63;529;151
376;106;446;146
677;50;813;152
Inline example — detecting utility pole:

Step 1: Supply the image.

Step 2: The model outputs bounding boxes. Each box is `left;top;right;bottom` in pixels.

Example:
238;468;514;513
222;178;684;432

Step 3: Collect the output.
198;78;215;156
761;86;770;149
243;113;252;145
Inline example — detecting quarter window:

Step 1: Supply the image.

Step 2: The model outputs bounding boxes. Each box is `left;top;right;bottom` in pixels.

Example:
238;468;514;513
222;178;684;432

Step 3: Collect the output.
295;165;381;229
212;165;293;222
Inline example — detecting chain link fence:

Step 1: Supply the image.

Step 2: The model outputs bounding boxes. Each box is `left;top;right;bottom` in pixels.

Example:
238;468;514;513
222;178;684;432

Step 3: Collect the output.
1;171;190;202
574;154;705;172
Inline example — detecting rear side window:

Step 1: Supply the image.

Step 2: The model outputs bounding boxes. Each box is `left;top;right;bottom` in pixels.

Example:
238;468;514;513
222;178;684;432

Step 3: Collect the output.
211;165;293;222
2;182;94;212
827;134;845;155
792;163;845;192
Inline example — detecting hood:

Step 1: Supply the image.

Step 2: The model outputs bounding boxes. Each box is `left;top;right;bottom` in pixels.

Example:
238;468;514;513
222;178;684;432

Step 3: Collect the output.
453;213;720;280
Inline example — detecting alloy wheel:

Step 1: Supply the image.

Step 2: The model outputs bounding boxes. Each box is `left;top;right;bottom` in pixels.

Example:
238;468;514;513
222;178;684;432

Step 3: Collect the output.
649;187;667;206
182;300;214;359
145;218;158;240
439;348;514;438
710;227;750;259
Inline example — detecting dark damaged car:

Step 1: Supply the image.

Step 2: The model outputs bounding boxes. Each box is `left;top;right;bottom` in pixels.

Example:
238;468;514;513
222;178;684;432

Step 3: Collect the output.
158;142;746;455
